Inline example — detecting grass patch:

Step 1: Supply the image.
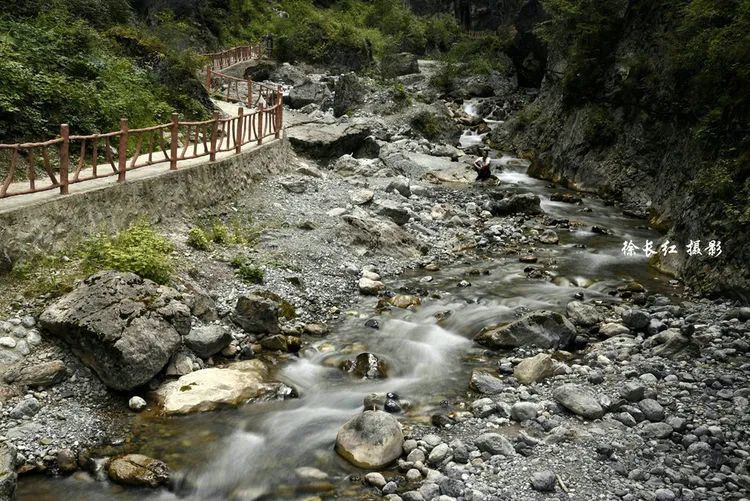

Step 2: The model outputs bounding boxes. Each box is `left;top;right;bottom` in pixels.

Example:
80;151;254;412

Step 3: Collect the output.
231;255;264;284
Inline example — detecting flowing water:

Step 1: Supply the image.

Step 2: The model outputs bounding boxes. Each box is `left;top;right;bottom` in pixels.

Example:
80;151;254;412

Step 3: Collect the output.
18;161;673;500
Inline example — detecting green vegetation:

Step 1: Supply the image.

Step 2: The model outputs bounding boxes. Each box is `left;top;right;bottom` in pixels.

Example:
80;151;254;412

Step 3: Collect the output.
187;227;213;251
0;2;209;142
410;111;442;141
81;221;174;284
231;255;265;284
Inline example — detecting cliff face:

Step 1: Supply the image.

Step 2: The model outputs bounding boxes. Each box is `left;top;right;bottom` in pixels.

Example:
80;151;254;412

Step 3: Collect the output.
492;1;750;300
404;0;523;31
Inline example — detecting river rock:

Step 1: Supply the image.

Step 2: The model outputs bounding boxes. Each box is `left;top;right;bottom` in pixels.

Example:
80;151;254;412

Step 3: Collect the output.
514;353;559;384
539;229;559;244
233;293;281;335
341;352;388;379
0;443;16;500
287;79;332;109
184;325;232;358
350;189;374;205
39;271;189;391
474;433;515;456
260;334;288;352
375;200;410;225
335;410;404;468
107;454;169;488
333;72;366;117
469;370;505;394
9;397;41;419
511;402;538;421
566;301;602;327
287;122;371;161
3;360;67;387
599;322;631;338
129;396;147;412
154;360;281;415
388;294;421;309
553;384;604;419
622;309;650;331
642;328;695;359
530;470;557;492
490;194;542;216
475;311;576;350
385;176;411;197
381;52;419;77
359;277;385;295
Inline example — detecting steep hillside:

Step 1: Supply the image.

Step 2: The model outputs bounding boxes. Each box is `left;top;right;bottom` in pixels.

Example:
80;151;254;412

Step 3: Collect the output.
492;0;750;299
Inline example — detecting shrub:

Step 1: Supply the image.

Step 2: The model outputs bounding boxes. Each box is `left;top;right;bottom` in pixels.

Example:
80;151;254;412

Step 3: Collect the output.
210;223;229;244
187;227;212;251
231;256;264;284
410;111;442;140
81;221;174;284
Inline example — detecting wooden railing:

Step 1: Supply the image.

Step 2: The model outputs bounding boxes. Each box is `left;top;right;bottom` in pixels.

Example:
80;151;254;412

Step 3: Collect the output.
0;43;283;200
204;44;264;70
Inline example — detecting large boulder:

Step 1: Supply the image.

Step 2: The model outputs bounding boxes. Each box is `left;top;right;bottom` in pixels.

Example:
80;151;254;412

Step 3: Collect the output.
333;72;366;117
490;193;543;216
39;272;189;391
153;360;286;415
475;311;576;350
553;384;604;420
335;410;404;468
287;79;332;109
232;293;281;335
0;443;16;500
107;454;169;488
287;123;372;161
380;52;420;78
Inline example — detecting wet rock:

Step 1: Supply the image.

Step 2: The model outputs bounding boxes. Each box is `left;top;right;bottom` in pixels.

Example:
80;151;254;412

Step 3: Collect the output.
530;470;556;492
154;360;283;415
184;325;232;359
233;293;281;335
566;301;602;327
107;454;169;488
469;370;505;394
0;443;16;500
128;396;147;412
303;323;330;336
350;189;375;205
622;309;650;331
341;353;388;379
553;384;604;419
538;229;559;244
56;448;78;474
550;193;582;204
475;311;576;350
335;410;404;468
359;277;385;295
489;193;542;216
388;295;421;309
365;319;380;329
3;360;67;387
287;79;332;109
260;334;289;352
39;271;189;391
474;433;515;456
514;353;560;384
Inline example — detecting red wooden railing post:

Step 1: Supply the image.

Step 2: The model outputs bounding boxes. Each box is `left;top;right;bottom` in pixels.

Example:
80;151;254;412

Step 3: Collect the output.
206;67;212;91
275;86;283;139
210;111;219;161
170;113;179;170
59;124;70;195
118;118;128;183
236;107;244;153
246;79;253;107
257;102;264;146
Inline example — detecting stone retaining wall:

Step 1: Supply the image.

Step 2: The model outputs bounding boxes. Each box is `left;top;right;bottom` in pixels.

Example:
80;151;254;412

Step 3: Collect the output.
0;139;292;271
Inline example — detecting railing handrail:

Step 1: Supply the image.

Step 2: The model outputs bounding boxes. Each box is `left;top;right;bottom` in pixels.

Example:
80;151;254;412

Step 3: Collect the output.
0;42;282;200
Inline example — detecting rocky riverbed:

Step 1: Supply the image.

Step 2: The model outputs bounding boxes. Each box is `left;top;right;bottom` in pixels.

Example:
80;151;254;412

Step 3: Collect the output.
1;58;748;501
